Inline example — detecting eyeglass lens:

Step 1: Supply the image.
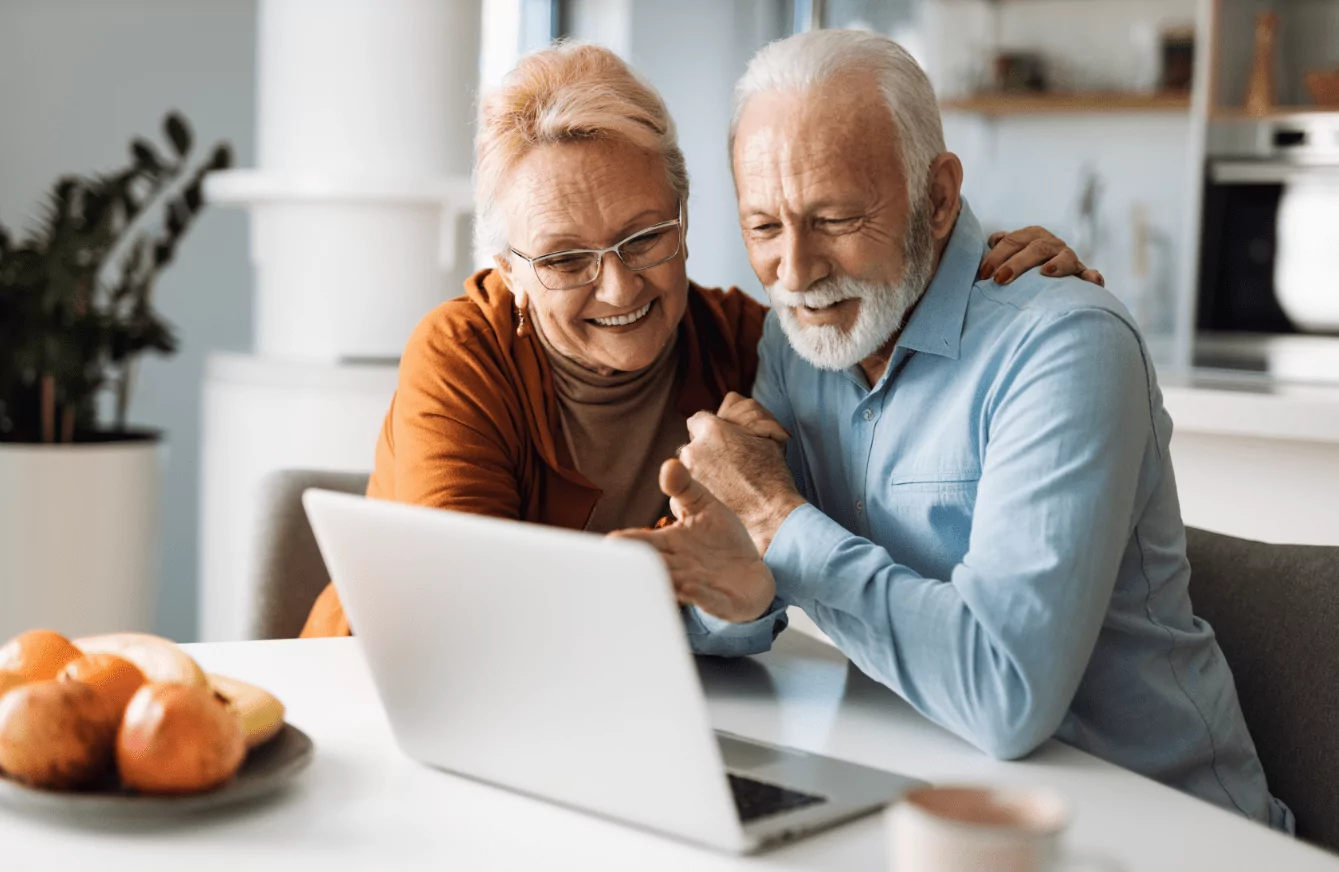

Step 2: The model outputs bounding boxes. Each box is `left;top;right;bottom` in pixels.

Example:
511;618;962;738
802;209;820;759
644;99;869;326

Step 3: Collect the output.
532;226;680;291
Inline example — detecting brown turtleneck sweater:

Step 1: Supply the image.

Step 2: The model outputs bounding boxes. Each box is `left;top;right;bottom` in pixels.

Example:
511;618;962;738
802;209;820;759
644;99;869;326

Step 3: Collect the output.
299;268;766;638
533;313;687;533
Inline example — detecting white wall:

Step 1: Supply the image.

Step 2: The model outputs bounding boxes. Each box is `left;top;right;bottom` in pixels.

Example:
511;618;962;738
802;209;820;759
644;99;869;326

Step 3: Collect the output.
928;0;1200;350
0;0;256;641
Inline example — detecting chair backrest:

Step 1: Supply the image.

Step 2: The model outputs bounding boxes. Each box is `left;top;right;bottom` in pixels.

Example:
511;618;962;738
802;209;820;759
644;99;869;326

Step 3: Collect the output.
1185;526;1339;852
250;469;370;639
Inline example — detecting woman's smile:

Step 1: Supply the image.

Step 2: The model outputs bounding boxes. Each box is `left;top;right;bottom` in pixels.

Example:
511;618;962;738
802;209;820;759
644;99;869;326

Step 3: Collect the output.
588;299;656;329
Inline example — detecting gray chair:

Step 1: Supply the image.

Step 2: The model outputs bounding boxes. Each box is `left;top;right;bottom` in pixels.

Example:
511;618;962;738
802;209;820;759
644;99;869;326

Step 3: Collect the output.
250;469;370;640
1185;526;1339;853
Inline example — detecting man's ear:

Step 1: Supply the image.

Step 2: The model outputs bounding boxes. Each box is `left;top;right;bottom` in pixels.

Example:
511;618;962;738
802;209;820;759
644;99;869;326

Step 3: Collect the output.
925;152;964;242
493;253;528;308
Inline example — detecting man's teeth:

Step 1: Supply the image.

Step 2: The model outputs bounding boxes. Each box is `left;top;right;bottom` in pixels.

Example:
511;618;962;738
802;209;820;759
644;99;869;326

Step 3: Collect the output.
592;301;653;327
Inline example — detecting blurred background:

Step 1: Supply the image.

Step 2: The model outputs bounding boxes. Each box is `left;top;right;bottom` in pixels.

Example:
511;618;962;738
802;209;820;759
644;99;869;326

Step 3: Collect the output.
1;0;1336;644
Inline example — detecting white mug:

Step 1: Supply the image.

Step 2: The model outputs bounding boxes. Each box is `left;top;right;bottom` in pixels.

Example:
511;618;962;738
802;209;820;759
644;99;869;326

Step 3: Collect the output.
888;785;1070;872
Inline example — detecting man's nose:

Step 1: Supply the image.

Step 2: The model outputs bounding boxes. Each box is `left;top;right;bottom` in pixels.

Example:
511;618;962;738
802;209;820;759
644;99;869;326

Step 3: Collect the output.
776;228;828;293
593;251;644;306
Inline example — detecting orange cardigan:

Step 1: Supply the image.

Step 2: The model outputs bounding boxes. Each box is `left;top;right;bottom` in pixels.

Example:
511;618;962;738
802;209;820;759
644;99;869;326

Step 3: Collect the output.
300;269;766;637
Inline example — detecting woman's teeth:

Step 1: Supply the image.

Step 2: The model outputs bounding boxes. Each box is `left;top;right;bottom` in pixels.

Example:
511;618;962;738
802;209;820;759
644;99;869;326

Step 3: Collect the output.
591;301;653;327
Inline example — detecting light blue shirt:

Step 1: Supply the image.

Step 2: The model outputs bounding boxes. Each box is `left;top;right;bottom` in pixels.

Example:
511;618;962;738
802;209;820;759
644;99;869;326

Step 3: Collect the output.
687;203;1291;831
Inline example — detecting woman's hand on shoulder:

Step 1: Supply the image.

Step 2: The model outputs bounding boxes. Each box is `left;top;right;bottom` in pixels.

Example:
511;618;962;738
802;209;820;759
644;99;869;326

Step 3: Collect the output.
979;225;1105;288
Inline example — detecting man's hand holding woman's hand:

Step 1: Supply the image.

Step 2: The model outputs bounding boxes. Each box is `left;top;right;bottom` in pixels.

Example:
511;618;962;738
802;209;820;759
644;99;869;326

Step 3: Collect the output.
612;392;805;624
679;393;805;556
612;459;777;623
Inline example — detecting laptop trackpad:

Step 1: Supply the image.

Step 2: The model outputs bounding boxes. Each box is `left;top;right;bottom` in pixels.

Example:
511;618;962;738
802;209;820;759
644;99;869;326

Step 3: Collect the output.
717;733;789;770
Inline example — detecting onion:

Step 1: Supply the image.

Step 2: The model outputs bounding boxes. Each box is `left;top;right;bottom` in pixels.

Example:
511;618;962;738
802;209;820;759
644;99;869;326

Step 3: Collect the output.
0;679;119;789
116;683;246;794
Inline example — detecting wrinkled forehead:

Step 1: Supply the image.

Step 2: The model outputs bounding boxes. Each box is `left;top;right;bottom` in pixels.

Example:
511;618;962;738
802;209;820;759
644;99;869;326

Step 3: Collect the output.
732;77;903;206
500;139;678;249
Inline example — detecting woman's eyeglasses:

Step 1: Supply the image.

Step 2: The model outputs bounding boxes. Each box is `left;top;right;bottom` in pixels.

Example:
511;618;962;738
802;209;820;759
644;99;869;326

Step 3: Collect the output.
509;202;683;291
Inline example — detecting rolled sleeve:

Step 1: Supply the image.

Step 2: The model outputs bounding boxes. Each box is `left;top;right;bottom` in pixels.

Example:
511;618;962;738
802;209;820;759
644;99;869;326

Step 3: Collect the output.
682;600;788;658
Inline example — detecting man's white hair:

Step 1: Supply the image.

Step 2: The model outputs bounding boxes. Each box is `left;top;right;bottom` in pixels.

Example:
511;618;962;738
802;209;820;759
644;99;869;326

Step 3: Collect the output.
731;29;946;203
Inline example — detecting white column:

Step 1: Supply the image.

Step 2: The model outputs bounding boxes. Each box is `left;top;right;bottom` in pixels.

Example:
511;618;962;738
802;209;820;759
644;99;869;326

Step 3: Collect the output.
199;0;483;640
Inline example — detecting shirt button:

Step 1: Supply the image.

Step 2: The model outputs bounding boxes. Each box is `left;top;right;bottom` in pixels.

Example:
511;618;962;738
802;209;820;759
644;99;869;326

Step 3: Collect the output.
862;409;874;421
855;500;865;513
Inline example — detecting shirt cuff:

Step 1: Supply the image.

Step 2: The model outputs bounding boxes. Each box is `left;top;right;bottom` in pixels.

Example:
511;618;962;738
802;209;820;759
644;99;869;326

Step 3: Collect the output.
682;598;788;658
764;503;850;608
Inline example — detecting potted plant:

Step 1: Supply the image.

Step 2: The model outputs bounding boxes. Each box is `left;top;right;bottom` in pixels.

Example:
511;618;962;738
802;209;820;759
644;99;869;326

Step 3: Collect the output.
0;111;231;639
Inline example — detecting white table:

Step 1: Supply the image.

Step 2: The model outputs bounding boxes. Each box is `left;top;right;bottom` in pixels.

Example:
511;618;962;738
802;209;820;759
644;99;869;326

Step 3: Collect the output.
2;632;1334;871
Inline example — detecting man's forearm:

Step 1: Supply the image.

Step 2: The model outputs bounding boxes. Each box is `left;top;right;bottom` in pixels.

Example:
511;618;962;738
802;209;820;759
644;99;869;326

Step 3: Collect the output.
766;505;1112;760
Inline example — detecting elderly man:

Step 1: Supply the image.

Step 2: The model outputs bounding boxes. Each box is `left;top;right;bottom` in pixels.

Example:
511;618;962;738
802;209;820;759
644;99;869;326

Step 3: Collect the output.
616;30;1292;831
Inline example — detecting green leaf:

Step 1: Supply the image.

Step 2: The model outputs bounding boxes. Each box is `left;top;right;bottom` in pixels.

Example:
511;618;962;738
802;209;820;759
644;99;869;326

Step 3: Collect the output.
131;139;162;171
165;200;186;237
209;143;233;170
182;180;203;212
164;112;192;157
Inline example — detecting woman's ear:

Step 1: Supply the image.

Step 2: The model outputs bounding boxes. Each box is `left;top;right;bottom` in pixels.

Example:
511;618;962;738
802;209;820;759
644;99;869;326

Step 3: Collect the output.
494;253;528;308
925;153;964;242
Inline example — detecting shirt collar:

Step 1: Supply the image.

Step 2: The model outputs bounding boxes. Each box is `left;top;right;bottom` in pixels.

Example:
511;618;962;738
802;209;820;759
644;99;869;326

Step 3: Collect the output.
892;199;985;363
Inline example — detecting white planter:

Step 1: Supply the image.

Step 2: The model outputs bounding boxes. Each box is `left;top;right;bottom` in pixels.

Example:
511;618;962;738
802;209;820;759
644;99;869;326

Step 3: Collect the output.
0;437;162;641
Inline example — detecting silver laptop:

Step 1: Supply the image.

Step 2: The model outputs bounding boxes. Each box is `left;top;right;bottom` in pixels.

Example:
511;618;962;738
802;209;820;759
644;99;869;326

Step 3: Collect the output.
302;489;923;854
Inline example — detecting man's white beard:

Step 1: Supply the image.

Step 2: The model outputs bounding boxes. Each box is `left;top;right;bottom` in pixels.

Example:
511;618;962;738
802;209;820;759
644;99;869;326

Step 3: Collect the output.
767;205;936;372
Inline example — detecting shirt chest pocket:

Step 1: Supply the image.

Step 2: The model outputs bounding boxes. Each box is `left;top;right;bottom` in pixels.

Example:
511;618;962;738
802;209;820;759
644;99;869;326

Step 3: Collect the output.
888;467;982;501
877;467;980;575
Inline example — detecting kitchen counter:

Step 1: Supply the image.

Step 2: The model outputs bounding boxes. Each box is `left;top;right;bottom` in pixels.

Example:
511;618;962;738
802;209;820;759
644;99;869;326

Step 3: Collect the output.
1161;370;1339;445
1156;364;1339;546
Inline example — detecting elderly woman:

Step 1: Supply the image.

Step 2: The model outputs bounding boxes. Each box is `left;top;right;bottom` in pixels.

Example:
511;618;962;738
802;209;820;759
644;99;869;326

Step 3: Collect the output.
301;42;1099;637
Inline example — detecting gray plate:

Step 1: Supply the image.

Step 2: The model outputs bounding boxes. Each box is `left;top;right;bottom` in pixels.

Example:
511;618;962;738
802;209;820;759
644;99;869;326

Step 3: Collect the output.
0;722;314;818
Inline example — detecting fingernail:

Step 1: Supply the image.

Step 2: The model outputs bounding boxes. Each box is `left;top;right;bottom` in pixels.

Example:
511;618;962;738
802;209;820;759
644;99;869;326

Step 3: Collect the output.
995;267;1013;284
1043;264;1056;275
978;264;992;281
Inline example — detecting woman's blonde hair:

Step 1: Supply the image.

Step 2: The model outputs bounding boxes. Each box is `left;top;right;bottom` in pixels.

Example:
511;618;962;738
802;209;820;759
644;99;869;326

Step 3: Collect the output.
474;42;690;258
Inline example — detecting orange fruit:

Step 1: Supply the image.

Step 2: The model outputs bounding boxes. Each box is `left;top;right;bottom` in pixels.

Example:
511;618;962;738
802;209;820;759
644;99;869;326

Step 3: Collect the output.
0;630;82;684
60;653;147;717
0;670;24;701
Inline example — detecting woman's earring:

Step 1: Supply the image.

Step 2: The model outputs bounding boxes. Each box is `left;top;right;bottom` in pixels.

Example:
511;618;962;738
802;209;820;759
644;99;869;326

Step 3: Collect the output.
515;306;530;338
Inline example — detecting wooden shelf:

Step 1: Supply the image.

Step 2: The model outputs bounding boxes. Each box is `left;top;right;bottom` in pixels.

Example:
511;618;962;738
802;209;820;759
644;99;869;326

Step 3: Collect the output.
940;92;1192;117
1211;106;1339;121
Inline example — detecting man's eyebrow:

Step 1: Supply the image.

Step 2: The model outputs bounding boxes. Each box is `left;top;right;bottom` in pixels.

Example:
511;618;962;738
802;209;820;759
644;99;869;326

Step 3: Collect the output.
740;200;866;222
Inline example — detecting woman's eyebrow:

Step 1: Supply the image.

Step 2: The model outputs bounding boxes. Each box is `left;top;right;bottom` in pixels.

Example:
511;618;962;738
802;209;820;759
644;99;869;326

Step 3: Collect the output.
531;207;674;252
611;208;674;238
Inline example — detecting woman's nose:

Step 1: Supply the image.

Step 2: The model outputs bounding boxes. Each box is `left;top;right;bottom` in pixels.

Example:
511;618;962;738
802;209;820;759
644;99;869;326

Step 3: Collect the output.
776;229;828;293
594;252;644;305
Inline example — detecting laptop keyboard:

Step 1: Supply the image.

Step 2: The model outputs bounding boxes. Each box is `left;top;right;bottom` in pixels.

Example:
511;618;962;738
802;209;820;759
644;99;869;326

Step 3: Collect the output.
727;773;826;823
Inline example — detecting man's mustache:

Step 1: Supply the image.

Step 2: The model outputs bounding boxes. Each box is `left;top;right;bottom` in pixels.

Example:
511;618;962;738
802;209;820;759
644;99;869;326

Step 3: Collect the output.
766;276;872;309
